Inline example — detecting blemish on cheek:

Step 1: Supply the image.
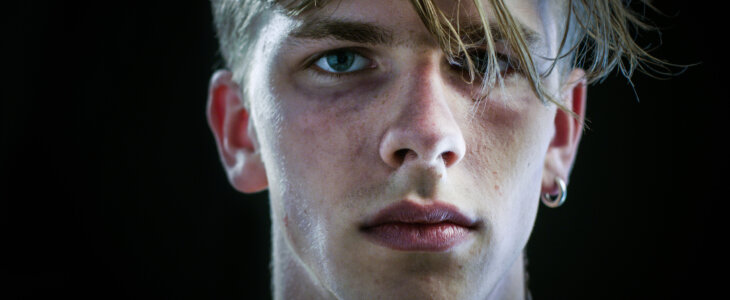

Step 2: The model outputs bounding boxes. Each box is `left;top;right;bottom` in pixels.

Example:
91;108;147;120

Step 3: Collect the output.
494;184;499;191
284;214;289;227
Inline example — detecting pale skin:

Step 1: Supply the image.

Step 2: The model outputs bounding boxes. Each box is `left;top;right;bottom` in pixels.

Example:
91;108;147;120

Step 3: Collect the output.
207;0;586;299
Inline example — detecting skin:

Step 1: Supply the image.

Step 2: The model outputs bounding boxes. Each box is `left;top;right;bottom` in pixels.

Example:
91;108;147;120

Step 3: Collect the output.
207;0;586;299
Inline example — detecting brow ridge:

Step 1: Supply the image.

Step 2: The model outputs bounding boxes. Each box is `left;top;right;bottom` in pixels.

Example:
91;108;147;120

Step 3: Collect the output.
290;18;394;45
290;17;542;51
457;22;541;49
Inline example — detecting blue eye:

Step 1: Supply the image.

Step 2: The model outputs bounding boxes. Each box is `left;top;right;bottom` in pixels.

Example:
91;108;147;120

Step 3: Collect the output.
314;50;371;73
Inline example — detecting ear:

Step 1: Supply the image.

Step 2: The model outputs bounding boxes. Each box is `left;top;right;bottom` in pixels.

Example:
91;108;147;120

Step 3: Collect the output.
206;70;268;193
542;68;587;194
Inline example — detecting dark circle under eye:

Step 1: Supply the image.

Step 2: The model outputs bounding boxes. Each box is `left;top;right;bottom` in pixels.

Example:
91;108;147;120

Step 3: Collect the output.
325;51;355;72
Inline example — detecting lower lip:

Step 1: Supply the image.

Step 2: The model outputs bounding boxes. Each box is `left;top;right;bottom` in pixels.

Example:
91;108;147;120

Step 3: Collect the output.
361;222;472;251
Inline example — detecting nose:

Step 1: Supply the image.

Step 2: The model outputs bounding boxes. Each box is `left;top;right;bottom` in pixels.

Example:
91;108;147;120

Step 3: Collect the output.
379;62;466;170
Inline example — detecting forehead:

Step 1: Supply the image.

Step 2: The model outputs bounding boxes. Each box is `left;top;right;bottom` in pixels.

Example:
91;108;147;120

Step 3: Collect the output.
283;0;560;48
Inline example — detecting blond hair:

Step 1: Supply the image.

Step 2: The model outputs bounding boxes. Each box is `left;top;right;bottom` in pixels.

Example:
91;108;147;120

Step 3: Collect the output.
211;0;668;115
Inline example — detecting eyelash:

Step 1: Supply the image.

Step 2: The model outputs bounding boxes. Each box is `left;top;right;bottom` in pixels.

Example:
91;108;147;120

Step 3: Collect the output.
306;48;373;79
450;49;517;76
304;48;517;82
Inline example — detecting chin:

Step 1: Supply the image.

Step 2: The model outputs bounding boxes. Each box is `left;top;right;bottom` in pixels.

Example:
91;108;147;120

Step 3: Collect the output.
319;233;494;300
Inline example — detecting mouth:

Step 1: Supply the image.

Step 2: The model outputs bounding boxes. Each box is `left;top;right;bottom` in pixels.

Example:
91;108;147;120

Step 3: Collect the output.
359;200;480;252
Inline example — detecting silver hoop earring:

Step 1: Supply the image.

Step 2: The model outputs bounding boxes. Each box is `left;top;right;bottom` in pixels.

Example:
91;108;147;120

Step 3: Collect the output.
541;177;567;208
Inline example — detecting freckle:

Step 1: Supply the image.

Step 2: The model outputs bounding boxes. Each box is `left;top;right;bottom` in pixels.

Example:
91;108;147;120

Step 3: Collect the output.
492;171;497;176
284;215;288;227
494;185;499;191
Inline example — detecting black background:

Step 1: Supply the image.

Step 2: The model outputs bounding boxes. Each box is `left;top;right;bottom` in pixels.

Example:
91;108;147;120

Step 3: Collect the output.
4;1;725;299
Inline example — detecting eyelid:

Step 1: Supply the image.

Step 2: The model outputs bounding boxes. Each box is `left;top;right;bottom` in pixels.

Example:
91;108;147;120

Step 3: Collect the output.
460;47;518;70
305;47;376;74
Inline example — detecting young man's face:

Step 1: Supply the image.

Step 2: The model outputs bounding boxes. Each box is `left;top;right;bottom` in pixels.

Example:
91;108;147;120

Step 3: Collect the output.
208;0;585;298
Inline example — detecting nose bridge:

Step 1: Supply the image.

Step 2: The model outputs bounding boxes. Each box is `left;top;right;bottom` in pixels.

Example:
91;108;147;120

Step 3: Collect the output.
379;56;466;169
403;63;457;149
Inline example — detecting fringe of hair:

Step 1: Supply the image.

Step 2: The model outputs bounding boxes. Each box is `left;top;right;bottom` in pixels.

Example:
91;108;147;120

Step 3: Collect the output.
211;0;671;117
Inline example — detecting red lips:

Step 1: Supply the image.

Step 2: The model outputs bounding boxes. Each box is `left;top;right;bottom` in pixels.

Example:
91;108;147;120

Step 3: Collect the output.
360;200;479;251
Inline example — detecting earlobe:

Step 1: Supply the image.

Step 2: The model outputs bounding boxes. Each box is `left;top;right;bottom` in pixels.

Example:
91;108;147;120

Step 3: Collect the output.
206;70;268;193
542;68;587;195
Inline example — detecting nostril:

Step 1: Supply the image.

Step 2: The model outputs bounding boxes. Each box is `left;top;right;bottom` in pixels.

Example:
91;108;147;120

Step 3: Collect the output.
380;125;465;169
393;149;409;165
441;151;457;167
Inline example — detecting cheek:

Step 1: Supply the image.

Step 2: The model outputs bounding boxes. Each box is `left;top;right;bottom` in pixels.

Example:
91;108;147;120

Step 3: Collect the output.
280;102;372;185
275;78;398;187
268;87;403;277
271;87;392;228
461;85;552;241
463;92;539;180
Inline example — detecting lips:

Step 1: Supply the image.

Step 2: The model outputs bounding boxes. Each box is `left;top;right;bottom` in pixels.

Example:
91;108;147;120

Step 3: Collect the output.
360;200;479;251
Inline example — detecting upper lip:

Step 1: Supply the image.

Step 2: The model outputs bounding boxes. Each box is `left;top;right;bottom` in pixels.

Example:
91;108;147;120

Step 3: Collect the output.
360;200;480;229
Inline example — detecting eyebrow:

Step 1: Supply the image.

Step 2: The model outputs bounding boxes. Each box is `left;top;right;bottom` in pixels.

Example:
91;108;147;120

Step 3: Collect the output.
290;18;394;45
289;17;541;49
457;22;542;49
